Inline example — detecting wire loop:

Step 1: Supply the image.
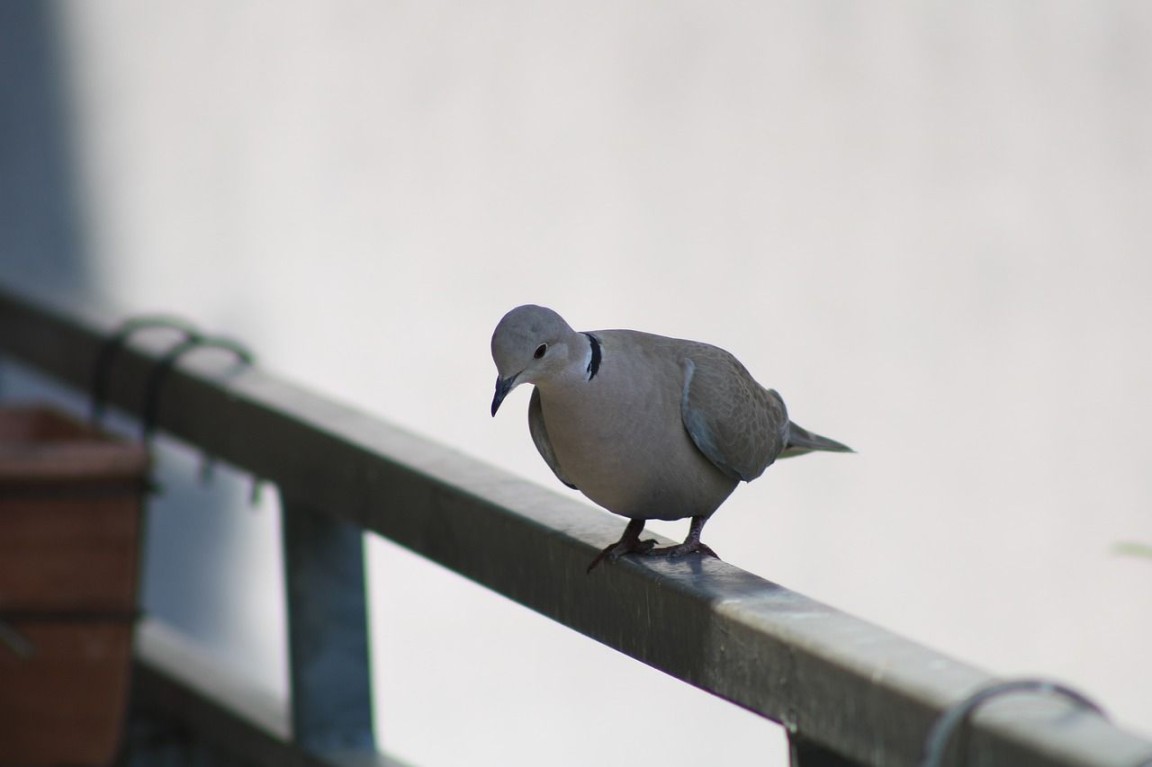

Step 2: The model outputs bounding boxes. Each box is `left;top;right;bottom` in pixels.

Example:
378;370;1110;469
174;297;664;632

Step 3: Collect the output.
920;678;1107;767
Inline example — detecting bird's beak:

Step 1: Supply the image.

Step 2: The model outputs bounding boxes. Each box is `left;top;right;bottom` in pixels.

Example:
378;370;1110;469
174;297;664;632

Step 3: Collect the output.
491;374;518;416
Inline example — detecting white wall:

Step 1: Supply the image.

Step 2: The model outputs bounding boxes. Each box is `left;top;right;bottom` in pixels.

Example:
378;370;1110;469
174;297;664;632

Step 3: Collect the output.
11;2;1152;764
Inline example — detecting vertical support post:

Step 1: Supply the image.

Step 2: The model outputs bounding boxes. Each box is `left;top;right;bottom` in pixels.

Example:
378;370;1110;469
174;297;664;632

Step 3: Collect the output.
789;734;865;767
281;497;376;754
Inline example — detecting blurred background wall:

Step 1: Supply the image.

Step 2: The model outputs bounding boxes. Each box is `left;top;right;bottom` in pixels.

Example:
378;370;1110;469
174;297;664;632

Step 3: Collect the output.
2;2;1150;765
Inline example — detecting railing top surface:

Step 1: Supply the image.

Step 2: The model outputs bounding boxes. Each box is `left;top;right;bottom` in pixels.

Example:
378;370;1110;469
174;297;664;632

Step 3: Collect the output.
2;284;1150;767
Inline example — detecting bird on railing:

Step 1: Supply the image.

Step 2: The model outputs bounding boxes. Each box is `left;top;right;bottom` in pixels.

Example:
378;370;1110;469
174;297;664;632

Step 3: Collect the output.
490;304;852;573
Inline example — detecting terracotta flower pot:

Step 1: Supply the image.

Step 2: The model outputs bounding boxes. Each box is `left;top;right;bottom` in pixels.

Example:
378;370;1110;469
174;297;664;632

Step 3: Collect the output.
0;406;149;767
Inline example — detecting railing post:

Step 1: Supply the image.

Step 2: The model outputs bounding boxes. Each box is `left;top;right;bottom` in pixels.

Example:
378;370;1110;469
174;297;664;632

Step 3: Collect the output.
790;734;867;767
280;496;376;755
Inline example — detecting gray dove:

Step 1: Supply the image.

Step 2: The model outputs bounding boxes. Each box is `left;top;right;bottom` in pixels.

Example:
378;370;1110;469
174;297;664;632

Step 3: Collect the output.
490;305;852;572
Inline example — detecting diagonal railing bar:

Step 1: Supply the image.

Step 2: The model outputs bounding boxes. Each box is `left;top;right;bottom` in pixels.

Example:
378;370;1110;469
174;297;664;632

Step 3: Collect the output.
134;619;406;767
2;285;1150;767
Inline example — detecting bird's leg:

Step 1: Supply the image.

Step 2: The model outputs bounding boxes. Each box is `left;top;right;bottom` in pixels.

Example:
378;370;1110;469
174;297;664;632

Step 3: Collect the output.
651;515;720;560
586;518;656;573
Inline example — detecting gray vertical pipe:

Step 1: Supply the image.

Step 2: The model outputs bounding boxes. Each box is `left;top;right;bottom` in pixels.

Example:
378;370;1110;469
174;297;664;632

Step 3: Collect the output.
281;497;376;754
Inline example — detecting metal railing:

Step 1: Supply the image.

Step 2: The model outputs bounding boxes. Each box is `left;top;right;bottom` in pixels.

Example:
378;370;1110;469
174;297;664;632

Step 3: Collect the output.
1;284;1150;767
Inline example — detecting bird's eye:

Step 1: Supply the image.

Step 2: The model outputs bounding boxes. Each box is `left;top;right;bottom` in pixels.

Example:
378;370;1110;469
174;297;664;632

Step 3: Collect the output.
533;344;547;359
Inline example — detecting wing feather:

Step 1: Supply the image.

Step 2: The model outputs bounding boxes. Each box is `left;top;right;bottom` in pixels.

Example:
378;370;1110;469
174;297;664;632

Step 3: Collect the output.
680;347;788;482
528;387;577;489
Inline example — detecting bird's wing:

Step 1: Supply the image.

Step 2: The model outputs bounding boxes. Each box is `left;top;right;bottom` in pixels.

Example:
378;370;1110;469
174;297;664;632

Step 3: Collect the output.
528;386;577;489
680;345;789;482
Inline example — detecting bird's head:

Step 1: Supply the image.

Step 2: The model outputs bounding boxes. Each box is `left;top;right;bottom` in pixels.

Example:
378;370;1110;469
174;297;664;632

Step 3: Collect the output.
490;304;577;416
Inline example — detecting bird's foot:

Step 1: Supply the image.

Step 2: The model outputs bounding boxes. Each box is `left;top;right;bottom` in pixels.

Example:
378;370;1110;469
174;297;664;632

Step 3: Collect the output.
586;537;656;573
650;540;720;560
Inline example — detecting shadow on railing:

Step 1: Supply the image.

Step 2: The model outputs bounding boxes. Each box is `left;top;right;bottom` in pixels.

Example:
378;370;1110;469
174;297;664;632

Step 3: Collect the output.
2;285;1150;767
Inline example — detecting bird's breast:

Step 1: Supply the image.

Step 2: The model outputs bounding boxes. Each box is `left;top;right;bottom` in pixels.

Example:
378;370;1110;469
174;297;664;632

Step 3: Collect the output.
536;367;736;521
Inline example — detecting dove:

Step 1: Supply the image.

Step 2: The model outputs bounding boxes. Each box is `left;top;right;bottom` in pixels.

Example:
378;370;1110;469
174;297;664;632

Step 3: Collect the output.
490;305;852;572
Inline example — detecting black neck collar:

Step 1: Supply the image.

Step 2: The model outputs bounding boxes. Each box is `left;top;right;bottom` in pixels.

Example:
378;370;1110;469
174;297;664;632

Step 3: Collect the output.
582;333;601;380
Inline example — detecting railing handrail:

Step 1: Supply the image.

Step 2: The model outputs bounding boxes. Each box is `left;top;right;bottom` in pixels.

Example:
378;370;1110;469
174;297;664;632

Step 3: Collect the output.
2;284;1150;767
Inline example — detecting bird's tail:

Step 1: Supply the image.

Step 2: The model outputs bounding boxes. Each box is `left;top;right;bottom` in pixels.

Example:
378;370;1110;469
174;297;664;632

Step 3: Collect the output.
780;421;854;458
